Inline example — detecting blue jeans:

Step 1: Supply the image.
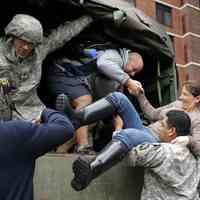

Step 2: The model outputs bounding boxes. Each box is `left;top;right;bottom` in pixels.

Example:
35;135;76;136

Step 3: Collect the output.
106;92;157;150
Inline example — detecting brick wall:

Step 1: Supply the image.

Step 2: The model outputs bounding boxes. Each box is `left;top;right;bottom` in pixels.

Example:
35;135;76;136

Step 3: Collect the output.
183;0;200;7
161;0;182;7
177;66;188;88
185;35;200;63
182;6;200;34
134;0;200;89
174;37;185;64
135;0;155;16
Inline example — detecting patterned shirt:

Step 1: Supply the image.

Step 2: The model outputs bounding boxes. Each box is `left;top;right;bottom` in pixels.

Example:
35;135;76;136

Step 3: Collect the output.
128;143;200;200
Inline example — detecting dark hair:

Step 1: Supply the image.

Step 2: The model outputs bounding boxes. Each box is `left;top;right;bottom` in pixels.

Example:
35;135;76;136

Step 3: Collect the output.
183;80;200;97
166;110;191;136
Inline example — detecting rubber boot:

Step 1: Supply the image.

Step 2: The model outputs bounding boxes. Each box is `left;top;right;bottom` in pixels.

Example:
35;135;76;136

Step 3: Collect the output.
55;93;116;128
71;140;128;191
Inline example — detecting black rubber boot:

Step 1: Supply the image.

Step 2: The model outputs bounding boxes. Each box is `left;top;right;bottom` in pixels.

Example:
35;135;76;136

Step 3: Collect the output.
55;94;116;128
71;140;128;191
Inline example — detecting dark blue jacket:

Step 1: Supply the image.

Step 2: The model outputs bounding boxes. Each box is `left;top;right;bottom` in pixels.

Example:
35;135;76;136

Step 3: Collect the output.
0;109;74;200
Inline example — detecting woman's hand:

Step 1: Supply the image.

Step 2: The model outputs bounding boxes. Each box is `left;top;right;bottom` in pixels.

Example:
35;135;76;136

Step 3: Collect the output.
126;79;144;96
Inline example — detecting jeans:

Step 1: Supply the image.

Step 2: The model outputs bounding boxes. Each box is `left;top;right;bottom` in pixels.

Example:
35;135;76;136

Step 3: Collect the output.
106;92;157;150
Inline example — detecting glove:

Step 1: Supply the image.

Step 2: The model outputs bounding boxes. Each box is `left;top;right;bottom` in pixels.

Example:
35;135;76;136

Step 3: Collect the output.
0;78;11;94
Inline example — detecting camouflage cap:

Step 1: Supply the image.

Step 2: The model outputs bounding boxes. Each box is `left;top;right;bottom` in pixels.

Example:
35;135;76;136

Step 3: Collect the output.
5;14;43;45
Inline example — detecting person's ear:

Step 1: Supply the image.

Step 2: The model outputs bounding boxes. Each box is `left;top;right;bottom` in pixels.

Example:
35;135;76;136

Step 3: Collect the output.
168;127;176;139
194;95;200;104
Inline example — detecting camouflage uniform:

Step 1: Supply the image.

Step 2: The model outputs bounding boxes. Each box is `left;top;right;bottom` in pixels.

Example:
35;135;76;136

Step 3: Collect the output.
0;14;93;121
128;143;200;200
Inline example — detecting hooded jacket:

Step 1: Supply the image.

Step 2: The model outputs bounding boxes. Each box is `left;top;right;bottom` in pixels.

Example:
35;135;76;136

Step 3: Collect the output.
97;48;130;85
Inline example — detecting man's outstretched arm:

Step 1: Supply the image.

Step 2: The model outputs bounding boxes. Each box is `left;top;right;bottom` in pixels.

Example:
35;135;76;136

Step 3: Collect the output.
41;15;93;59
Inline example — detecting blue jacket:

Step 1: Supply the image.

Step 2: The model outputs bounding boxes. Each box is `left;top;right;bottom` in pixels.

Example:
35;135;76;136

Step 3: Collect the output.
0;109;74;200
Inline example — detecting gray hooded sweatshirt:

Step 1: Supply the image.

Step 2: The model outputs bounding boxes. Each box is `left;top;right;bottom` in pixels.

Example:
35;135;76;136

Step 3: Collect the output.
97;48;130;85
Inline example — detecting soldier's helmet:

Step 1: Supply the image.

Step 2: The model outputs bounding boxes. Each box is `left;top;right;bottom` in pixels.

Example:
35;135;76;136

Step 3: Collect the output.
4;14;43;46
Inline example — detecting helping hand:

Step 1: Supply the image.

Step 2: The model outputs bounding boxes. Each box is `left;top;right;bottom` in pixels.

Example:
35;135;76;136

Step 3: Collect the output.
126;79;144;96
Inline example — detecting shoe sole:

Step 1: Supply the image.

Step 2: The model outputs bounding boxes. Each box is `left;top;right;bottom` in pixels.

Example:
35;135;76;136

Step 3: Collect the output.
55;94;67;112
71;156;92;191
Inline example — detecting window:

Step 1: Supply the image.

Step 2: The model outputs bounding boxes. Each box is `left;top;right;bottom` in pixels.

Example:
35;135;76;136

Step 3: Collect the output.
156;3;172;27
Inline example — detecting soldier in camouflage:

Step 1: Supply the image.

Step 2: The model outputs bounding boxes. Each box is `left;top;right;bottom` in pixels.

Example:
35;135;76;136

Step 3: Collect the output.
127;139;200;200
0;14;93;121
71;109;200;199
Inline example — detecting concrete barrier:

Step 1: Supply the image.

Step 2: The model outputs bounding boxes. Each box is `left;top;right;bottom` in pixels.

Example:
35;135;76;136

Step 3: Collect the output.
34;154;144;200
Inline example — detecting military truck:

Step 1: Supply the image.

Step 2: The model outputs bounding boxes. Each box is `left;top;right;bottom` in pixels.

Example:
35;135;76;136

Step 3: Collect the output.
0;0;176;199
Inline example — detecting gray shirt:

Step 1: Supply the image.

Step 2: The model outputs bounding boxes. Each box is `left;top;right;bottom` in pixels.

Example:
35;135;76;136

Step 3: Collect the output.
128;143;200;200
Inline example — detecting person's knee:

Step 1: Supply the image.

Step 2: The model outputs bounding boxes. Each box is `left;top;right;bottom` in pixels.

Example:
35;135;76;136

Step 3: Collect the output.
113;129;129;141
113;129;139;148
73;95;93;110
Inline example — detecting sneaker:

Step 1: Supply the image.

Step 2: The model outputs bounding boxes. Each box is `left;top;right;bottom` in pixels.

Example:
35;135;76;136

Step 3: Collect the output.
75;144;96;155
55;94;74;117
71;156;93;191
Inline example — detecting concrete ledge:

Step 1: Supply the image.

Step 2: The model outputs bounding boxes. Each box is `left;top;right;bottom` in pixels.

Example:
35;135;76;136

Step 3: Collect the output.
34;153;144;200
